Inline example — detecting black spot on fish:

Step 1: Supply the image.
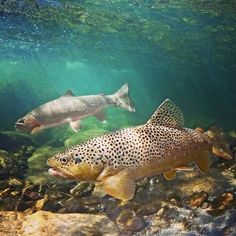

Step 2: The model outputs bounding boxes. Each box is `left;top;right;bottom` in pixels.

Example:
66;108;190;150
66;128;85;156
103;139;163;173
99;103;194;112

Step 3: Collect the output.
75;157;82;164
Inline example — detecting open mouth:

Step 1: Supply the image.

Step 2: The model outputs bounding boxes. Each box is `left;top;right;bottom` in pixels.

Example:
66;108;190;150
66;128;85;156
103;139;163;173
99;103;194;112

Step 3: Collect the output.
48;168;67;178
15;122;24;129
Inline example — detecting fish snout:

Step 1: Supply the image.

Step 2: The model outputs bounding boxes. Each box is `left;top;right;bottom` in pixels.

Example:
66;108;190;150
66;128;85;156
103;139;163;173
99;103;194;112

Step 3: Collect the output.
15;115;40;132
15;118;25;128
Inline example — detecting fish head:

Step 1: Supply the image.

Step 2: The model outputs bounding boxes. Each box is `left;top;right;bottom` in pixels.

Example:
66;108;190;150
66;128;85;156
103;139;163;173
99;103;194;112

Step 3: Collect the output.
47;146;104;181
15;114;41;133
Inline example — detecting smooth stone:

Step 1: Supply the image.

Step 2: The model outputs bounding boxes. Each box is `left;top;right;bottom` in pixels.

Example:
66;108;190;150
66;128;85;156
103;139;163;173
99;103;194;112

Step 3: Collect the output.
0;211;120;236
189;191;208;207
21;211;119;236
116;210;146;233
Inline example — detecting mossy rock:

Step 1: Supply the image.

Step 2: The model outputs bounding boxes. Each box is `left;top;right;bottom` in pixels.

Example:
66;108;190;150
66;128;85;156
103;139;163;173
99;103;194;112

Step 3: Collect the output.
64;127;109;148
27;146;64;184
0;149;28;180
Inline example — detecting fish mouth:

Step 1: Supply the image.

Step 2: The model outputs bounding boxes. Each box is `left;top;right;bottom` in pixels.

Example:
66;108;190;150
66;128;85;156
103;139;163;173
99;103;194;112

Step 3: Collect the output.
15;122;24;128
48;168;68;178
48;167;78;179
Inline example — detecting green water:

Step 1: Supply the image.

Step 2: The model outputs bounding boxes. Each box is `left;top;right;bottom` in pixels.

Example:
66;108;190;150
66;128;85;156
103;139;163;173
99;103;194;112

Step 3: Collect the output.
0;2;236;233
0;0;235;136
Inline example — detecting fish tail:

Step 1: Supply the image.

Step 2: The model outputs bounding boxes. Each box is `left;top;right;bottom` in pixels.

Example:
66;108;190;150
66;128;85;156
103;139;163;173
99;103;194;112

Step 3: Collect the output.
205;127;233;160
111;83;135;112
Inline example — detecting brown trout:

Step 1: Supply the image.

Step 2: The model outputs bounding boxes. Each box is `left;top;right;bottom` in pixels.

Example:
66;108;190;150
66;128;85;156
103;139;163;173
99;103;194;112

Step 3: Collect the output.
47;99;232;201
15;83;135;134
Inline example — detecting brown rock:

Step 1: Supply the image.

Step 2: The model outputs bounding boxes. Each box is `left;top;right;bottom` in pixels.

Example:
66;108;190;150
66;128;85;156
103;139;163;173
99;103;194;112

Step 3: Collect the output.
212;192;235;210
0;211;119;236
116;210;146;233
189;191;208;207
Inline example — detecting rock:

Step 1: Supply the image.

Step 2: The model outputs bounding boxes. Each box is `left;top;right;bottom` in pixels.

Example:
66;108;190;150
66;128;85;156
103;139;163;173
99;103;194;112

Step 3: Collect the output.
201;201;209;209
0;150;13;179
188;191;208;208
0;211;120;236
0;131;36;152
22;211;119;236
0;150;28;180
60;197;83;213
64;127;108;148
7;177;24;188
34;198;48;211
212;192;234;209
116;210;146;233
69;181;95;197
0;211;24;235
208;192;235;216
136;201;161;216
26;146;64;184
0;188;11;198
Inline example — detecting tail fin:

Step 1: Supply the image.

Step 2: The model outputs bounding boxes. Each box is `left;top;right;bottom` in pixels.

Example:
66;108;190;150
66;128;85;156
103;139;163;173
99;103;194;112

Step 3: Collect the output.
206;126;233;160
111;83;135;112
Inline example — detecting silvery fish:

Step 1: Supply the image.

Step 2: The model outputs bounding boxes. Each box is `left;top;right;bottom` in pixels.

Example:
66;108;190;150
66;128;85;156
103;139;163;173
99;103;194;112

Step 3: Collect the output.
47;99;232;201
15;83;135;134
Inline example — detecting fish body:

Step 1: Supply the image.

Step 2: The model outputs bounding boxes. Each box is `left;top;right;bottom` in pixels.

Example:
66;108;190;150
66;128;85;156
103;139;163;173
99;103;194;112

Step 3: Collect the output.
47;99;232;201
15;83;135;134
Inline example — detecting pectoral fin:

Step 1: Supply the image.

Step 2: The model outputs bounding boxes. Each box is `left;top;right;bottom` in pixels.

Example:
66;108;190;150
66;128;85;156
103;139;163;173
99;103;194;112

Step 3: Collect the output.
94;110;106;122
195;152;210;173
163;169;176;180
69;120;81;132
101;170;136;201
31;126;43;134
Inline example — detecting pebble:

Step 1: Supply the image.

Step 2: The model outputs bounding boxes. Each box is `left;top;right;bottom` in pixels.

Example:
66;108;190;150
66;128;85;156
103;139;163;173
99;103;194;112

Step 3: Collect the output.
189;191;208;207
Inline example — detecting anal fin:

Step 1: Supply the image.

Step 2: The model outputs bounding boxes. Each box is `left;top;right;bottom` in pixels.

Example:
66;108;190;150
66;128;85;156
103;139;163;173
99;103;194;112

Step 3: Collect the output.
195;152;210;173
163;169;176;180
101;170;136;201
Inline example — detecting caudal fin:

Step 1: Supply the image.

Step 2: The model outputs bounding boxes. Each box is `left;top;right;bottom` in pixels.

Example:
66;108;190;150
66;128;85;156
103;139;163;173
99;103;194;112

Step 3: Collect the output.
206;126;233;160
112;83;135;112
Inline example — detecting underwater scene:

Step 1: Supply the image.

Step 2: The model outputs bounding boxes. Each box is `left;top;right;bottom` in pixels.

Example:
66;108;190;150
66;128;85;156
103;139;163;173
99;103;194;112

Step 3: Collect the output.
0;0;236;235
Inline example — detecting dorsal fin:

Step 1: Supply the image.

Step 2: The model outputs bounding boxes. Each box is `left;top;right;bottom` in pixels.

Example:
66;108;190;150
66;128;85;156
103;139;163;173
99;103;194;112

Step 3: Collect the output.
147;99;184;128
63;89;75;97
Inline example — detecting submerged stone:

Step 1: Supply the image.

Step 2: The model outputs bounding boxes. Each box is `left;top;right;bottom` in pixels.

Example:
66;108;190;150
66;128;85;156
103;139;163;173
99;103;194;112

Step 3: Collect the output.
64;127;109;148
189;191;208;208
26;146;64;184
0;149;28;180
0;211;120;236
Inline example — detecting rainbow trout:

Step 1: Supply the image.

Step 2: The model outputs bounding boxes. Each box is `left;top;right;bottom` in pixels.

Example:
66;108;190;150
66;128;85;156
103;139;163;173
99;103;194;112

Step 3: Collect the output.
15;83;135;134
47;99;232;201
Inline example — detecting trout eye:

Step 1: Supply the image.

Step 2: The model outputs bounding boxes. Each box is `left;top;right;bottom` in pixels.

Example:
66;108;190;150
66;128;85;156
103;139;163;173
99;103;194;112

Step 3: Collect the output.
60;157;68;165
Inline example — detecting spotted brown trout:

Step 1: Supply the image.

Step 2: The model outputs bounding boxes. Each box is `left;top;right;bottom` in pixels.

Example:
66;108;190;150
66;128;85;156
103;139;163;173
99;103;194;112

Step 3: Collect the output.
47;99;232;201
15;83;135;134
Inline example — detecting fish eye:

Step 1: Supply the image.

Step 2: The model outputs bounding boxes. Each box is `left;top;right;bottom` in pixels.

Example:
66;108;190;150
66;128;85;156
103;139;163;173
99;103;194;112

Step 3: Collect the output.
18;119;24;124
60;157;68;164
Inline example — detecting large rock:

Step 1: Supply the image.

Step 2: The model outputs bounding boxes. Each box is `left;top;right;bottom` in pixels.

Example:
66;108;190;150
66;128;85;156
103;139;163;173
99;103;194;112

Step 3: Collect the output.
64;127;109;148
26;146;64;184
0;211;120;236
